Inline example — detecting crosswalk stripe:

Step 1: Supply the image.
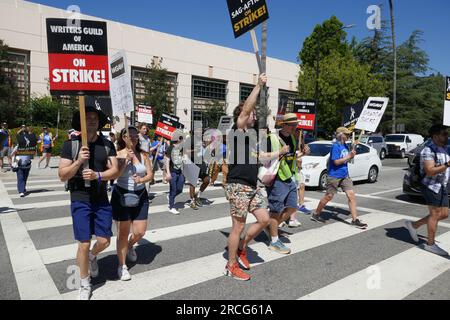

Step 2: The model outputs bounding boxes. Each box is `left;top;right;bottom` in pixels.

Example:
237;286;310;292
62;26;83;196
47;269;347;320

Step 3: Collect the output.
299;231;450;300
6;184;64;191
39;204;247;266
11;185;224;200
2;179;62;186
26;195;229;232
60;211;403;300
0;181;61;300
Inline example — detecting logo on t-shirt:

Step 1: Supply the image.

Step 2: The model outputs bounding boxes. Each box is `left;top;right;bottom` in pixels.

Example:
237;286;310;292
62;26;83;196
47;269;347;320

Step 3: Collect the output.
340;149;349;159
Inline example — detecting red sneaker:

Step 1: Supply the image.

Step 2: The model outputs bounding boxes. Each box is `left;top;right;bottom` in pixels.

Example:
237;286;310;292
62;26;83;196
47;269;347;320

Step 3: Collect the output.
224;263;251;281
237;249;250;270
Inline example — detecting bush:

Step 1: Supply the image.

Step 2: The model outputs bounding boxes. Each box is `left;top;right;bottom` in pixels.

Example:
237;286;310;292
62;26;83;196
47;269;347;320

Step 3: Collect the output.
9;126;68;157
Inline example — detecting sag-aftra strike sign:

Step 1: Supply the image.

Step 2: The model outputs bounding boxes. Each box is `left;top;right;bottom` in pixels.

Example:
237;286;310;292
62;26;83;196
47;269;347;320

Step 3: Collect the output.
226;0;269;38
46;18;109;95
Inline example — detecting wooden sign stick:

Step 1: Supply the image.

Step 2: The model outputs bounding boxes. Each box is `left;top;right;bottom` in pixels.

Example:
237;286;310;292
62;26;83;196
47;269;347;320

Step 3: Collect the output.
79;95;90;188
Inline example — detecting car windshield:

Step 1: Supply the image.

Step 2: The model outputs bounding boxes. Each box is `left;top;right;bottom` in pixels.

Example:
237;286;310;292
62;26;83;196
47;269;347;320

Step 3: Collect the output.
385;135;405;142
308;143;332;157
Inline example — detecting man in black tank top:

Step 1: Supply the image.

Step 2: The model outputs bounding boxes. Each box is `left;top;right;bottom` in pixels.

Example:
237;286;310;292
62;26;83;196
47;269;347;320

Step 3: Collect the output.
223;73;270;281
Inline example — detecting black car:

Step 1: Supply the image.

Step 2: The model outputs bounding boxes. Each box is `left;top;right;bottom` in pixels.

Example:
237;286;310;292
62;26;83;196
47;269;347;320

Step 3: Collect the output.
403;139;450;198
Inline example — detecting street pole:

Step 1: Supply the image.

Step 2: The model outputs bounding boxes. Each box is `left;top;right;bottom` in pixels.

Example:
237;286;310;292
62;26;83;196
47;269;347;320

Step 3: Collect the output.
259;21;268;129
389;0;397;134
314;40;320;139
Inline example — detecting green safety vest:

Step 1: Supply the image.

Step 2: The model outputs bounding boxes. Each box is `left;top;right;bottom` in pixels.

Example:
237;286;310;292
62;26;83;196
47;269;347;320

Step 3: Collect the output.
269;133;298;181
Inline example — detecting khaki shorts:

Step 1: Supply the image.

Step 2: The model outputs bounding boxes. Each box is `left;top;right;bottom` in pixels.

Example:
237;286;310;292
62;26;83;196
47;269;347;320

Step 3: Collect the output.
225;183;267;219
326;177;353;195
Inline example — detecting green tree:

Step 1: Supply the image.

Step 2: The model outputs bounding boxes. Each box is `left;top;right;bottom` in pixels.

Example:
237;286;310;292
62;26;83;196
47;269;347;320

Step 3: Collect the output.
298;16;351;68
139;58;171;128
0;39;21;127
298;51;386;136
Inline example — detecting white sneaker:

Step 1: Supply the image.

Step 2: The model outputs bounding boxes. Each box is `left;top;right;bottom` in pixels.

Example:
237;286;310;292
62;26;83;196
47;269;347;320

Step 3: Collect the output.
404;220;419;243
118;265;131;281
288;219;302;228
422;243;449;256
19;193;25;198
89;254;99;278
78;285;92;300
279;221;288;228
169;208;180;215
127;246;137;263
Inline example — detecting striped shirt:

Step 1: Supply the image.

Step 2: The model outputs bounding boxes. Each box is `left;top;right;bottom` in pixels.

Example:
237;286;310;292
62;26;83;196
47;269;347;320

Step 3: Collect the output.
420;142;450;193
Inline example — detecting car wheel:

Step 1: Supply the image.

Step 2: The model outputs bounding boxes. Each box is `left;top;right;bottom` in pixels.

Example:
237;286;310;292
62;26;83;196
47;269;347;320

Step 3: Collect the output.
368;166;378;183
319;171;328;190
400;150;406;158
379;149;386;160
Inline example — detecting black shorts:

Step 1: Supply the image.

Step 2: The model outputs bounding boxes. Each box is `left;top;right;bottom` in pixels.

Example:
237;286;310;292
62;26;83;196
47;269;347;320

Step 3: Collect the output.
43;147;52;154
422;185;449;208
111;186;149;221
198;162;209;180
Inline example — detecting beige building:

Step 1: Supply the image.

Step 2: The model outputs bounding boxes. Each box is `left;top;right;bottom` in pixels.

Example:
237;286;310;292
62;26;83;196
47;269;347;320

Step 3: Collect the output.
0;0;300;130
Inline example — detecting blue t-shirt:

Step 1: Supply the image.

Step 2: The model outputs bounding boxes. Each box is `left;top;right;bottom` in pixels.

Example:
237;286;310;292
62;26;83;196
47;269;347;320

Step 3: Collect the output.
1;130;9;147
152;141;166;160
42;133;52;146
328;142;350;179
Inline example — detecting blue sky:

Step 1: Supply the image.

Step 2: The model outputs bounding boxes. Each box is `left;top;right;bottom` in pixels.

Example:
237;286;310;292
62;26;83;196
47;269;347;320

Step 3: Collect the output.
29;0;449;75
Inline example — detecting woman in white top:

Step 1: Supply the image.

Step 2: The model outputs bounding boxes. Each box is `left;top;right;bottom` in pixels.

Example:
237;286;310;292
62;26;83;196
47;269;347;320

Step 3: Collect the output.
111;126;153;281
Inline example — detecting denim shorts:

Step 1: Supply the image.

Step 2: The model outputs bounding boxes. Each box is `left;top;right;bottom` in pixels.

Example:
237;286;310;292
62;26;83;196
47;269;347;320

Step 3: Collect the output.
422;185;449;208
70;201;113;242
267;178;298;214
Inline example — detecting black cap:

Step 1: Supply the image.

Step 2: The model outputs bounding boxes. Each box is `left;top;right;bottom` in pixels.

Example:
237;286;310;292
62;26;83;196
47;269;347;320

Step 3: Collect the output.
72;105;109;131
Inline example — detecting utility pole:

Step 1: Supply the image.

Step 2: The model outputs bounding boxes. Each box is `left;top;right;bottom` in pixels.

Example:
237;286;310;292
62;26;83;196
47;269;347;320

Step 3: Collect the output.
389;0;397;134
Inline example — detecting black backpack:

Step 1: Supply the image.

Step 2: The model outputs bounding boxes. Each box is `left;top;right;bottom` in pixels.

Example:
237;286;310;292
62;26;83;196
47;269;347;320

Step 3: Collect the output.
411;144;438;185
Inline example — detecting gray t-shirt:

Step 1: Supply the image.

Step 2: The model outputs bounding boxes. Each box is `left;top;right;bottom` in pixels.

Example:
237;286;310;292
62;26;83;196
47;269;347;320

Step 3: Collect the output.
166;144;183;171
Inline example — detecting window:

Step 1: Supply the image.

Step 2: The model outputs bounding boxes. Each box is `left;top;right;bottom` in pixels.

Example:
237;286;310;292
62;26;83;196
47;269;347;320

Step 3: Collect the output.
131;67;178;114
193;77;227;101
406;137;412;143
239;83;255;103
278;89;298;113
2;50;30;102
192;77;228;128
355;144;370;155
370;137;382;143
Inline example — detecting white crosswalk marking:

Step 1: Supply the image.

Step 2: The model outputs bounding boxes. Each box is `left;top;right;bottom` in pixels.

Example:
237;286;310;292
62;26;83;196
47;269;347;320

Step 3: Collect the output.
61;212;404;300
0;181;61;300
2;174;450;301
299;231;450;300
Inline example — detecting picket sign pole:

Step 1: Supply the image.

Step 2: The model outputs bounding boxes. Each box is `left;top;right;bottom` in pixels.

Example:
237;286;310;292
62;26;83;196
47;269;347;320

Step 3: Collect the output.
79;95;90;188
250;29;263;73
123;112;133;150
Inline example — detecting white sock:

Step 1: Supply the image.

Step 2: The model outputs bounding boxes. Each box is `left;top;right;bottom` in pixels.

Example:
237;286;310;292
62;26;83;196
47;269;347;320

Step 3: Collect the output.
198;191;202;198
88;251;96;261
80;276;90;287
271;236;279;243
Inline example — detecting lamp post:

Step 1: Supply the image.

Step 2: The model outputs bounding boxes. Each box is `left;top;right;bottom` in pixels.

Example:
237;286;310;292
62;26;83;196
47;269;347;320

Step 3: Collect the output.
314;24;355;138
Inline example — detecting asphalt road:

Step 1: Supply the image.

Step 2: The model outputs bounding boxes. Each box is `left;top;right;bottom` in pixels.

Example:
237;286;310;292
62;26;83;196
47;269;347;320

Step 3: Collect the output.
0;157;449;300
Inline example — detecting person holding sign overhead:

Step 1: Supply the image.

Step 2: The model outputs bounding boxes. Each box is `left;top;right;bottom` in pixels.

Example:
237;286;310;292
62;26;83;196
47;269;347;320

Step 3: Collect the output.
58;106;119;300
311;127;368;229
224;73;270;281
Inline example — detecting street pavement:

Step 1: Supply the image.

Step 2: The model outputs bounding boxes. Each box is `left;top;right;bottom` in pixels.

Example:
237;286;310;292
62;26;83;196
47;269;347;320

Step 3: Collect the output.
0;156;449;300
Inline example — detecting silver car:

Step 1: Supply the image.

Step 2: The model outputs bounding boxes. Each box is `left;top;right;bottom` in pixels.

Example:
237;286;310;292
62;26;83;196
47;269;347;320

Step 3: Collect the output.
359;134;388;160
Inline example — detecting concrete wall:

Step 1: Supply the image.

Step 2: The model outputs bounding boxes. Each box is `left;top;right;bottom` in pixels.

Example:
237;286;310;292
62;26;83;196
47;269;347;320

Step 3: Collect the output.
0;0;300;129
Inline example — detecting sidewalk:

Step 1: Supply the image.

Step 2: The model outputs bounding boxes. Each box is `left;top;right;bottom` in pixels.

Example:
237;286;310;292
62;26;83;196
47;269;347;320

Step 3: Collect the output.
0;156;61;178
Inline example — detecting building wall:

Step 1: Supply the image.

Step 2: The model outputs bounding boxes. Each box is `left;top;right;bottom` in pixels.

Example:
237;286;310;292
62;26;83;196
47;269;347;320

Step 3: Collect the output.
0;0;299;129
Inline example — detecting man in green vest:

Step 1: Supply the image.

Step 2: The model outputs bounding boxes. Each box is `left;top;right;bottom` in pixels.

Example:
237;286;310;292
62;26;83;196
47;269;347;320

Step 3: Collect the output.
263;113;301;254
